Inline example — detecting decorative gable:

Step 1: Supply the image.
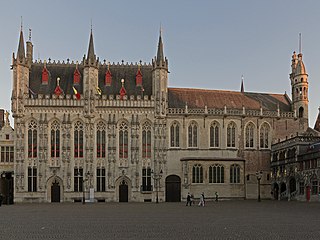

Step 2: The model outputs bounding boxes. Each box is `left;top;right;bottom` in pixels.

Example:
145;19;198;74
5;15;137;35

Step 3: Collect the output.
42;62;49;85
73;64;81;85
105;65;112;86
136;66;142;86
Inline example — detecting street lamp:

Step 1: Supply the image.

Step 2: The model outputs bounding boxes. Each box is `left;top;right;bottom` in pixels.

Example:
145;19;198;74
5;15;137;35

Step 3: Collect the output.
256;171;263;202
151;169;163;203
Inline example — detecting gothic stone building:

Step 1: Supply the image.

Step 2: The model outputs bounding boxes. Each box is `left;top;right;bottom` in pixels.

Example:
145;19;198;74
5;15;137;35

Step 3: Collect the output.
271;110;320;202
0;110;14;204
11;28;311;203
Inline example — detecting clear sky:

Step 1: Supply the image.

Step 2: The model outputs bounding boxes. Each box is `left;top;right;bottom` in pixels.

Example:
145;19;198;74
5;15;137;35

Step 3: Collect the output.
0;0;319;126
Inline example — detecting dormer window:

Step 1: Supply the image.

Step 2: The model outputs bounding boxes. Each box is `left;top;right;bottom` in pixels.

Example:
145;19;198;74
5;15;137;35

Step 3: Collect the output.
73;68;81;85
42;66;49;85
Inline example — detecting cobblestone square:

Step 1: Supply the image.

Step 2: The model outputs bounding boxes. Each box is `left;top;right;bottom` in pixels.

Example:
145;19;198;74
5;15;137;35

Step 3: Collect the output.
0;200;320;240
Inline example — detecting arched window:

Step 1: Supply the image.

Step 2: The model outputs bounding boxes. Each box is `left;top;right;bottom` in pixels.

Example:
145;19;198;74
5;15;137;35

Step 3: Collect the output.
299;107;304;118
188;121;198;148
230;164;241;184
170;122;180;147
209;164;224;183
260;123;270;149
51;121;60;158
142;122;152;158
119;122;128;159
245;122;254;148
74;121;84;158
210;122;220;148
227;122;236;148
28;120;37;158
192;164;203;183
96;121;106;158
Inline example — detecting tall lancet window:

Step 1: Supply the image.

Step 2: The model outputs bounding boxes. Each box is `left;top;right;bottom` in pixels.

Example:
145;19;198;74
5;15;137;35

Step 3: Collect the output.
51;121;60;158
188;121;198;148
96;121;106;158
74;121;84;158
170;122;180;148
227;122;236;148
28;120;38;158
119;122;128;159
260;123;270;149
210;122;220;148
245;122;254;148
142;122;152;158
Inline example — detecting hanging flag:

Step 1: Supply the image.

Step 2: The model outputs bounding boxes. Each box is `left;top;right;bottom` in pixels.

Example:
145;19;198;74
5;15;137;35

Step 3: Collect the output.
26;85;37;98
96;86;102;95
72;86;81;100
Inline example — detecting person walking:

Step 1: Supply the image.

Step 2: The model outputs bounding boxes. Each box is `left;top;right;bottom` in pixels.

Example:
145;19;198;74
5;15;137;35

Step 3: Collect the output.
186;192;192;206
198;192;205;207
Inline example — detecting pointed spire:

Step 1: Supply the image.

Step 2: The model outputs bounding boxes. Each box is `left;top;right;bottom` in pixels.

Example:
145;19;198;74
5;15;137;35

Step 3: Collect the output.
17;22;25;61
314;107;320;132
156;26;164;65
299;33;302;54
87;27;96;62
240;75;244;93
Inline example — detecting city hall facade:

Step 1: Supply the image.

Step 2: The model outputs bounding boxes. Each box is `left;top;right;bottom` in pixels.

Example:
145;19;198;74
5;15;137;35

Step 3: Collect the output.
11;27;313;203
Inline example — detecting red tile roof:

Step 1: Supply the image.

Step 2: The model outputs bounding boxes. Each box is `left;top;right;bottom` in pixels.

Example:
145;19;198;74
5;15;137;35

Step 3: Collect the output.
168;88;291;111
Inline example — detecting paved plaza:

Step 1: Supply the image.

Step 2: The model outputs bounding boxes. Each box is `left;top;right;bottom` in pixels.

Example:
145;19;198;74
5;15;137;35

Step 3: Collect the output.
0;200;320;240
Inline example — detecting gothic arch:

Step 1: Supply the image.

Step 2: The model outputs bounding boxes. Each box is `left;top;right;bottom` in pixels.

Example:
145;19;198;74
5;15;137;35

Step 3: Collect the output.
116;118;129;126
48;118;61;126
226;121;237;148
115;175;132;202
187;120;199;148
46;175;64;203
209;121;220;148
259;122;271;149
244;121;255;149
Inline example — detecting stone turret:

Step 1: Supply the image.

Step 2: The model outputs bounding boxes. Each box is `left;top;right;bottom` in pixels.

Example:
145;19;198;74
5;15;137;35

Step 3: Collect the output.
289;49;309;122
11;27;30;117
83;29;99;114
152;29;169;117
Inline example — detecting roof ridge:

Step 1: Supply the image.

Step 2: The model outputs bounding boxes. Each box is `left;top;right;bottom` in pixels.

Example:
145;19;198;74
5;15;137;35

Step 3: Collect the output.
168;87;287;96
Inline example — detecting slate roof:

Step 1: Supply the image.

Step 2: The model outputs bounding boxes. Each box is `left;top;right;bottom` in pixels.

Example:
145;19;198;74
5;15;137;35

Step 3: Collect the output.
29;62;153;97
168;88;291;111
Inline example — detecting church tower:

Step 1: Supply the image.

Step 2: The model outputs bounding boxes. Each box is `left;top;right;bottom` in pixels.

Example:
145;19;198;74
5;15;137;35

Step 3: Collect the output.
152;28;169;117
289;36;308;123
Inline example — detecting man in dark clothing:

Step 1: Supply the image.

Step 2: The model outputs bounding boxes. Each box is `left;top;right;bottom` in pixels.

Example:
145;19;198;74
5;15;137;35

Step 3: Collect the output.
186;192;192;206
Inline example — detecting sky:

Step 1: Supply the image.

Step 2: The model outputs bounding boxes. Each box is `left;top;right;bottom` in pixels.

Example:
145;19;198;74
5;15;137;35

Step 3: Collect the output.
0;0;320;126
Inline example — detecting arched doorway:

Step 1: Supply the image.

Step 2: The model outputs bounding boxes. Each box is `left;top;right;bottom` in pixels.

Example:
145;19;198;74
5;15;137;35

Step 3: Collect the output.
165;175;181;202
280;182;287;200
119;180;128;202
289;177;296;194
273;183;279;200
51;180;61;202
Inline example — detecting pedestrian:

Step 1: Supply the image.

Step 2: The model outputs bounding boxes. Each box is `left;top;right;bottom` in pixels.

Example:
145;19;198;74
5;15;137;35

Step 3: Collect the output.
198;192;205;207
190;193;194;205
215;192;219;202
0;194;3;207
186;192;192;206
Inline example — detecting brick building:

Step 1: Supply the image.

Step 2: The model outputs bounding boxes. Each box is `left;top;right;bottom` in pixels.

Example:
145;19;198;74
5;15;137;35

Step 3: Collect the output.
11;26;313;203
